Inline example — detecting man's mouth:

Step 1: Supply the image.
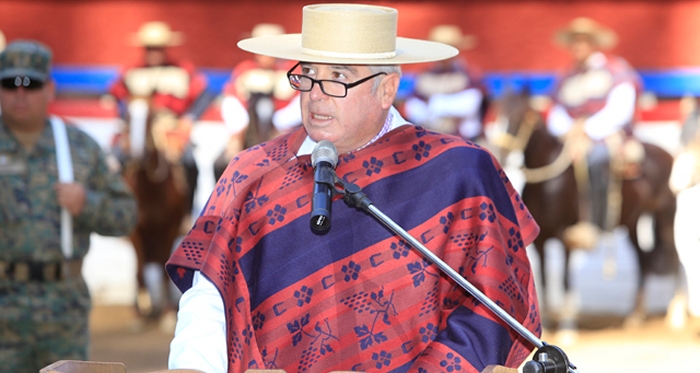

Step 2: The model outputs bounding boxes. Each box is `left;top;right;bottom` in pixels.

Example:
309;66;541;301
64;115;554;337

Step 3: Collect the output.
311;113;332;120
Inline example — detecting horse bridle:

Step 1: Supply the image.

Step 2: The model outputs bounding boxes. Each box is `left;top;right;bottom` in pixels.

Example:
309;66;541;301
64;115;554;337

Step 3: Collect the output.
494;108;574;183
492;109;540;153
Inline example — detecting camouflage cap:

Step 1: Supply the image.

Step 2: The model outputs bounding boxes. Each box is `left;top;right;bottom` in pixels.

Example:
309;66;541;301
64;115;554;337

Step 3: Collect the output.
0;40;52;81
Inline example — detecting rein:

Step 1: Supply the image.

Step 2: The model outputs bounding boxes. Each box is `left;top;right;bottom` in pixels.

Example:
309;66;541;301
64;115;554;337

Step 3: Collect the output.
495;109;574;183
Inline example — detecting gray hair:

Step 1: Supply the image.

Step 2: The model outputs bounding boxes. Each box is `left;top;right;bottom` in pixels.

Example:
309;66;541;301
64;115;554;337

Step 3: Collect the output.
369;65;401;92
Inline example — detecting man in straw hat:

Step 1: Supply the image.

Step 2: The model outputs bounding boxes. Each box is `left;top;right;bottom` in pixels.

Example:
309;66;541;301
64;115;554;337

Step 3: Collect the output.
108;21;213;218
547;17;643;243
215;23;301;181
167;4;540;372
0;40;136;373
403;24;489;143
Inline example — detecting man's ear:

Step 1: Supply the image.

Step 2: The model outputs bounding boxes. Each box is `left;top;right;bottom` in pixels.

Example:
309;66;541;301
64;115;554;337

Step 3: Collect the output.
46;79;56;102
379;73;400;109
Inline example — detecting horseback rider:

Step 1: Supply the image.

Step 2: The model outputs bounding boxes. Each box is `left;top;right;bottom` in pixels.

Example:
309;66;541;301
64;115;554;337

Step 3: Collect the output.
547;17;644;245
215;23;301;181
402;24;489;143
107;21;214;218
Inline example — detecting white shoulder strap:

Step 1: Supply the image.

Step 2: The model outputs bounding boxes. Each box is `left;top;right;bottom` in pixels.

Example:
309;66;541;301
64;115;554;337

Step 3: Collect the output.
50;116;74;258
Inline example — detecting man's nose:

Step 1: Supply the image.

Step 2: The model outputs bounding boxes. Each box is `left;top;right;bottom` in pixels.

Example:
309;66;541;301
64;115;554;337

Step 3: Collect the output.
13;86;29;95
308;81;328;100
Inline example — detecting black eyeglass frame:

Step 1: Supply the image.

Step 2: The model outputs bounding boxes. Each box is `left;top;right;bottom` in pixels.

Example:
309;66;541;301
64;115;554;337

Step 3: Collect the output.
286;62;388;98
0;76;46;90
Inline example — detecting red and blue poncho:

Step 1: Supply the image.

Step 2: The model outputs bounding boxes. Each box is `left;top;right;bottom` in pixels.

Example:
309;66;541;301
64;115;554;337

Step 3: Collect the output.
167;125;541;373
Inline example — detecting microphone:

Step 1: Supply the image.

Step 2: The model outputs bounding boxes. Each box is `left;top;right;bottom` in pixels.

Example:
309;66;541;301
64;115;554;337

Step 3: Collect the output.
310;140;339;232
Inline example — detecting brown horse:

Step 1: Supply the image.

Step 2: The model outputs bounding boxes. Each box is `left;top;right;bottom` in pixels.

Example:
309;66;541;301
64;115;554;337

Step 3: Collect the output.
214;92;279;181
120;98;189;319
494;91;679;332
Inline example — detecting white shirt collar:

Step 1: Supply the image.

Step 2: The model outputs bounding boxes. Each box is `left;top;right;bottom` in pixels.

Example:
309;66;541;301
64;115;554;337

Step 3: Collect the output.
585;51;608;70
298;106;410;156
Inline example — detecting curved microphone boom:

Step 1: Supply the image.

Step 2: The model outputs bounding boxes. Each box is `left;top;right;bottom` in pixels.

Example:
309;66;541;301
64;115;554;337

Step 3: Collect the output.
310;140;339;231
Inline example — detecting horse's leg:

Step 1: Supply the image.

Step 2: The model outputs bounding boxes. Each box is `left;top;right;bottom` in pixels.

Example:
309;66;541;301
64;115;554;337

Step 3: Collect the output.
142;261;165;317
650;189;685;329
556;243;580;344
617;174;650;329
531;236;550;328
130;233;145;291
149;232;179;320
154;183;189;333
130;231;156;322
626;184;680;329
623;215;648;329
162;227;183;313
181;146;199;218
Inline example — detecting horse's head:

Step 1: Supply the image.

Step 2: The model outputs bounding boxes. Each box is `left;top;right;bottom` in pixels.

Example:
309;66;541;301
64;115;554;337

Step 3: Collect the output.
248;92;275;125
125;97;186;165
490;90;546;162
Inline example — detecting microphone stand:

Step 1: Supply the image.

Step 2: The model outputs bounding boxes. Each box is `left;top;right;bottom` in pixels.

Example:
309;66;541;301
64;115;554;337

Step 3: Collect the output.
321;172;579;373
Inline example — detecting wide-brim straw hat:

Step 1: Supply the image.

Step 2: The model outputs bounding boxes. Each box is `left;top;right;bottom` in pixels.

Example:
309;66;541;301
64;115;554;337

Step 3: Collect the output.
131;21;183;47
237;3;458;65
554;17;618;50
428;25;477;51
251;23;286;38
238;23;286;41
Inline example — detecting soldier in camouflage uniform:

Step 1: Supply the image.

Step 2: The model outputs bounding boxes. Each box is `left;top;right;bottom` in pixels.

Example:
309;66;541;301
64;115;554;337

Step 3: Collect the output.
0;40;138;373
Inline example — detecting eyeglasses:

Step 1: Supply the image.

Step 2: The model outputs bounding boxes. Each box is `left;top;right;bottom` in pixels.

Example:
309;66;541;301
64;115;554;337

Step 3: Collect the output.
286;62;387;98
0;76;45;90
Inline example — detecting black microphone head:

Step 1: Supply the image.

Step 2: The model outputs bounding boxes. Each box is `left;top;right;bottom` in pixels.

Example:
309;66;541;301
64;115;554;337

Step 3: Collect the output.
311;140;338;169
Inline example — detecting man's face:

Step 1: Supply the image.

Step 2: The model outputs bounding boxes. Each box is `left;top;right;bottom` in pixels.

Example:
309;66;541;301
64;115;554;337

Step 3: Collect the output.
568;34;597;65
144;47;167;66
0;77;54;130
254;54;278;70
298;63;397;154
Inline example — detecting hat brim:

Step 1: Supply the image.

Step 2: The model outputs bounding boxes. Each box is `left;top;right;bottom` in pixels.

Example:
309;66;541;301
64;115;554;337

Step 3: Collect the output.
238;34;458;65
554;29;618;50
0;68;48;82
129;32;184;47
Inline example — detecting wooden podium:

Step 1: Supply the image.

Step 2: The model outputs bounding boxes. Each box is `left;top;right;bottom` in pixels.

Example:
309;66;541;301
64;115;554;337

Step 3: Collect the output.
40;360;205;373
41;361;516;373
242;367;516;373
481;366;519;373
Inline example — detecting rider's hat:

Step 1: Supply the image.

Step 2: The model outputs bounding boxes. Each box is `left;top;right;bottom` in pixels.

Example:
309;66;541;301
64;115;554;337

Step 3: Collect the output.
554;17;618;49
132;21;183;48
237;3;458;65
428;25;476;51
250;23;286;38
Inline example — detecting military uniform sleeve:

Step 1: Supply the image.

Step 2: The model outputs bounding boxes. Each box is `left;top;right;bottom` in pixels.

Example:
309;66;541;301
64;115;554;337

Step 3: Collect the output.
71;128;137;236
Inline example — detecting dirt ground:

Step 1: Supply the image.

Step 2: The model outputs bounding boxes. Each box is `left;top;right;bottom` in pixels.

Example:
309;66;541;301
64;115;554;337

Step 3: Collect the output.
88;305;173;373
86;305;700;373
